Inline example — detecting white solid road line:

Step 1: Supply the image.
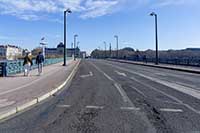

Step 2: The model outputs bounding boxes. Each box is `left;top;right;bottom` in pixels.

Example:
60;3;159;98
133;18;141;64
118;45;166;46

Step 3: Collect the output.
89;62;136;107
102;61;200;115
89;61;114;81
114;83;133;104
115;71;127;77
130;76;200;115
86;106;104;109
174;81;197;89
130;85;147;98
103;73;114;81
155;73;167;76
111;62;200;100
160;108;183;113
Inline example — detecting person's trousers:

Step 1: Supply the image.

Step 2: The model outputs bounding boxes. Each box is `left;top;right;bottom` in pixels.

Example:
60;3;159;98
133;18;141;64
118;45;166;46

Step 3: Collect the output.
38;63;43;74
24;64;31;76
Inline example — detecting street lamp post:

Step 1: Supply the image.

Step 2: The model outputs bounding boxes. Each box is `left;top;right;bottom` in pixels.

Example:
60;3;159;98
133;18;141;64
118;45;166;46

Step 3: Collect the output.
109;43;112;58
63;9;72;66
71;42;73;48
77;41;80;48
77;41;80;57
114;35;119;58
40;37;47;59
104;41;107;58
74;34;78;61
150;12;159;65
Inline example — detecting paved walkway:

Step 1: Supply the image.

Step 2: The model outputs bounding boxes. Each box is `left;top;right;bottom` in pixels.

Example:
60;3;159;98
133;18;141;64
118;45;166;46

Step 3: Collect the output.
108;59;200;74
0;59;79;116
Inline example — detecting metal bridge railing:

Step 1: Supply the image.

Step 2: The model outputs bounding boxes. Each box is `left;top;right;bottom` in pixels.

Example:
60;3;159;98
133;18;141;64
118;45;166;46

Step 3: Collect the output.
0;58;68;77
0;63;3;77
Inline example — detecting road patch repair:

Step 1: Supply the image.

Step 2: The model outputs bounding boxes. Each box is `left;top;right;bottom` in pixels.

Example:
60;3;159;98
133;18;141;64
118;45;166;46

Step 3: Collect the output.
0;59;80;121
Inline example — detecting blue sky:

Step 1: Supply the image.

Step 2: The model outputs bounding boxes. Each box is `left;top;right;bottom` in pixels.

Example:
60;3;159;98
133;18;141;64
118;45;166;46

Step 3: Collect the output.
0;0;200;54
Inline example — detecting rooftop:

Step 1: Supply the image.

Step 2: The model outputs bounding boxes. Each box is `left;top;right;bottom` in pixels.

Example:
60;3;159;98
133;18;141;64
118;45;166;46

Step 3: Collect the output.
0;44;21;49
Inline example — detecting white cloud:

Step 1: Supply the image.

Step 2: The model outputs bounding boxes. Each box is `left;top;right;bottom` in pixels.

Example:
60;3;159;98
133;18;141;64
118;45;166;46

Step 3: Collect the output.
0;0;121;20
153;0;198;7
80;0;118;19
0;0;197;21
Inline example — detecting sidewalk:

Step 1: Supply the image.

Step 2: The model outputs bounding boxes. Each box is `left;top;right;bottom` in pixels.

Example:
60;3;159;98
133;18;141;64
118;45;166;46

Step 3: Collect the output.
0;59;80;120
108;59;200;74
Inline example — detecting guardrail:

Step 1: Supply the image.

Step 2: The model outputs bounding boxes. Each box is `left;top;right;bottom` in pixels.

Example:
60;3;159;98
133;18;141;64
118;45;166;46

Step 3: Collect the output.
0;58;70;77
113;57;200;67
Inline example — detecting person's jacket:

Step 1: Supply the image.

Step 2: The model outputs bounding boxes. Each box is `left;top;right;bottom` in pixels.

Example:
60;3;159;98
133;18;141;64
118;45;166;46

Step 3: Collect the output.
23;55;33;66
36;54;44;64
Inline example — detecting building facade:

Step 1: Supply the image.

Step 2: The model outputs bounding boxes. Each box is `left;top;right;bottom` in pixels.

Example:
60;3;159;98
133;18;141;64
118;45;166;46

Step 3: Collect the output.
45;48;58;56
43;42;81;58
0;45;23;60
80;51;87;58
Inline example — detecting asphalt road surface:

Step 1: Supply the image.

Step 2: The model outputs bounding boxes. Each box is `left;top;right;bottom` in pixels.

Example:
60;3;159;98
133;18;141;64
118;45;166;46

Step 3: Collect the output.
0;59;200;133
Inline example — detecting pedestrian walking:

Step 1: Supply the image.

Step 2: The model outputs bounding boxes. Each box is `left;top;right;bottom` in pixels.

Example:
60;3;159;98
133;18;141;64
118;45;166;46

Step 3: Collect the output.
36;52;44;76
23;52;33;76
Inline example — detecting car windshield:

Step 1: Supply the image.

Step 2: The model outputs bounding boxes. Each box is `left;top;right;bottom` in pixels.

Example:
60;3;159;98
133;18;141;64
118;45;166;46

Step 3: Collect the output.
0;1;200;133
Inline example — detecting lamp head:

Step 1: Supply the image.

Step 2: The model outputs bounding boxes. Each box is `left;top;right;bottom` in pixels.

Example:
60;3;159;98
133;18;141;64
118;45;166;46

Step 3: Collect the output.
66;8;72;13
150;12;156;16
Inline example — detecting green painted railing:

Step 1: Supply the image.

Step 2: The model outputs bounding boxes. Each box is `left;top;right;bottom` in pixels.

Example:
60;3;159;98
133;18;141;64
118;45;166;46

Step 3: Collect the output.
0;58;72;76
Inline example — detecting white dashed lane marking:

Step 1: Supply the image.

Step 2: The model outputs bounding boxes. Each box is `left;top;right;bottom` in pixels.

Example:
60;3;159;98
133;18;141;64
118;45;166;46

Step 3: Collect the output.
86;106;104;109
120;107;140;111
56;104;184;114
160;108;183;113
57;105;71;108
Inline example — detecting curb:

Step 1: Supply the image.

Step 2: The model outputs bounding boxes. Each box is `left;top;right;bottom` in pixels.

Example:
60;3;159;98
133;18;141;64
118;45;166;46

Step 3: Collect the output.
107;59;200;74
0;59;81;121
